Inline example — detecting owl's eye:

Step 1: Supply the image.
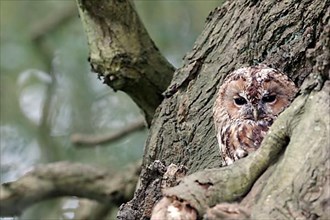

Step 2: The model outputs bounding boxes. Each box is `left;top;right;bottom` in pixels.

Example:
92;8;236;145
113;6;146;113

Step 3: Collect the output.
234;97;247;106
262;95;276;103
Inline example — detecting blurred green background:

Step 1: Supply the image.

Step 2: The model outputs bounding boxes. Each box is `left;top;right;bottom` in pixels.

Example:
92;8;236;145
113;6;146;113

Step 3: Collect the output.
0;0;221;219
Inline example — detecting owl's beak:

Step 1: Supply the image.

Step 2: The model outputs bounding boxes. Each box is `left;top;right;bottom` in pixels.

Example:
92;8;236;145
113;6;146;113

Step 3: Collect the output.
253;107;258;120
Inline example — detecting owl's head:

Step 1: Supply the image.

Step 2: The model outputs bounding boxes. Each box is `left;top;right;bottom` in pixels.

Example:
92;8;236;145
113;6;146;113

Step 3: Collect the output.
218;66;298;121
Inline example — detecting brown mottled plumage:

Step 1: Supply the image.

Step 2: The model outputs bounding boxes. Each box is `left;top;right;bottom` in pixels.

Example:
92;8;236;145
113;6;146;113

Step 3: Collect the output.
213;66;298;166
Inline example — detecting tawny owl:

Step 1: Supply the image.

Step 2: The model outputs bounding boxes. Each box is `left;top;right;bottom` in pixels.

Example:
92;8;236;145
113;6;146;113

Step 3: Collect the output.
213;65;298;166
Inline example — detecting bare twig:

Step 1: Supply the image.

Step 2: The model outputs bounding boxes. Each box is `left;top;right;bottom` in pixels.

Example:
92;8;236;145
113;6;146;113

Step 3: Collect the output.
71;119;146;147
0;161;140;217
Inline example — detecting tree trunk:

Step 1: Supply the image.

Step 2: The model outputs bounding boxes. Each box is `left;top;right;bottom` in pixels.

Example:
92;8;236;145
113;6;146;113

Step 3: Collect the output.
118;0;330;219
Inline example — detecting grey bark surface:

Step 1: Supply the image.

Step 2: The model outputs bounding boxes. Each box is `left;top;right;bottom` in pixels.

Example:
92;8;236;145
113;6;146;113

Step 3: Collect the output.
119;0;330;219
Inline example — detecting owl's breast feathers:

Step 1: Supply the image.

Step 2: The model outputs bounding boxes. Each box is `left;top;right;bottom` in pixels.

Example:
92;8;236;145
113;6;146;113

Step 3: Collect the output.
219;118;273;165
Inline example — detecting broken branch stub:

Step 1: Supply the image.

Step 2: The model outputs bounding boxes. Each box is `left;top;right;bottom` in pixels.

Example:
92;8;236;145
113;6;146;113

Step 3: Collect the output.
76;0;175;125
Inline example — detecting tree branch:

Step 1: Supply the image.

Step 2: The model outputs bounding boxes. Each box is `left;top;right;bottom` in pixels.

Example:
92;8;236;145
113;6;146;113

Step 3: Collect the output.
76;0;175;125
71;119;146;147
0;161;140;217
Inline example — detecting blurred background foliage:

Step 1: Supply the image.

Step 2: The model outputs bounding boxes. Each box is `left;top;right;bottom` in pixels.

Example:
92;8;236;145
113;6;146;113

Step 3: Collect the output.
0;0;222;219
